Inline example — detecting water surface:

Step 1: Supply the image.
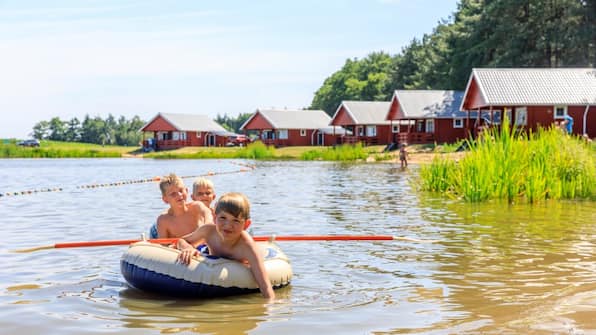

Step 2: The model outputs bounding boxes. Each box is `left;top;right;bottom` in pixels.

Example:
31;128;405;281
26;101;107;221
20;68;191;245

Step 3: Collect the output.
0;159;594;334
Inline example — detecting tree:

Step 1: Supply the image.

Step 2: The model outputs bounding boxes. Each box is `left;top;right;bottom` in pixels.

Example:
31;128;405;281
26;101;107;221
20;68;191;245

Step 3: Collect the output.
310;52;394;116
31;121;50;140
64;117;81;142
48;117;66;141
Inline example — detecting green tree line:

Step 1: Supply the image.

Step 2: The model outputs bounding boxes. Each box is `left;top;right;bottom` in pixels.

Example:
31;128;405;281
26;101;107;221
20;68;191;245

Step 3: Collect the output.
31;115;146;146
310;0;596;116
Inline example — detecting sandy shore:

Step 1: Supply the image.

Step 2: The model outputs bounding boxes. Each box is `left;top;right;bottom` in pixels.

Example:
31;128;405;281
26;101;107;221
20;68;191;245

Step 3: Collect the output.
387;151;465;165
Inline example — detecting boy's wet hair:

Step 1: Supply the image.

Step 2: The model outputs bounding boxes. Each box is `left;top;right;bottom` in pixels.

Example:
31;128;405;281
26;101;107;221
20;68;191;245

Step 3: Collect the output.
215;192;250;219
192;177;214;195
159;173;184;195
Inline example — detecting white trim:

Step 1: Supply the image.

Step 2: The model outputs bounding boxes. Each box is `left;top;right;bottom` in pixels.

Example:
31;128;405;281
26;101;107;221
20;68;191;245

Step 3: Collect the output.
300;129;306;136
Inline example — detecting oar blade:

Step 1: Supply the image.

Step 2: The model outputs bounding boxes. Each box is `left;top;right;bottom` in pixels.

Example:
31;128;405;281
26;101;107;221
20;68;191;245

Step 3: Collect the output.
13;244;55;253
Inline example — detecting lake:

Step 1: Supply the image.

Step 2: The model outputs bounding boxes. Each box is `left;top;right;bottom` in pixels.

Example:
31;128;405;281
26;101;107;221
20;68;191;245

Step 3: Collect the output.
0;158;594;334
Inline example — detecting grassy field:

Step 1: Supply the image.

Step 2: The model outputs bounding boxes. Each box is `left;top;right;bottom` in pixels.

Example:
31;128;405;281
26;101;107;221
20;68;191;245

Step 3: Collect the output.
0;139;393;160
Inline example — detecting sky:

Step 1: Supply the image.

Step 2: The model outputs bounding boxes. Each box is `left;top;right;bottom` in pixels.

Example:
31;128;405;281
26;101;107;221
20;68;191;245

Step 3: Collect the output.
0;0;459;139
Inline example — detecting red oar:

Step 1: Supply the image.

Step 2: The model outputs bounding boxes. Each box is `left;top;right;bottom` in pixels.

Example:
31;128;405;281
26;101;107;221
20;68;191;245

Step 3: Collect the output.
14;235;434;253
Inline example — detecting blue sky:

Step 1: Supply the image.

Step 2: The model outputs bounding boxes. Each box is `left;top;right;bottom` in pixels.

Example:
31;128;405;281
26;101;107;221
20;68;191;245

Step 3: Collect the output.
0;0;459;139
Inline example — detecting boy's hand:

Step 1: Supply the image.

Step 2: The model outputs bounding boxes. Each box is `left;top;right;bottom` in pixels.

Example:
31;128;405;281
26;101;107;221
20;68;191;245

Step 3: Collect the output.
176;239;196;265
177;247;197;265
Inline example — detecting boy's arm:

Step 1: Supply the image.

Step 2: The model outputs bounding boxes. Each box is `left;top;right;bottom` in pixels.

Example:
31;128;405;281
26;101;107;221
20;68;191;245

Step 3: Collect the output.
176;225;209;265
243;239;275;300
156;216;169;238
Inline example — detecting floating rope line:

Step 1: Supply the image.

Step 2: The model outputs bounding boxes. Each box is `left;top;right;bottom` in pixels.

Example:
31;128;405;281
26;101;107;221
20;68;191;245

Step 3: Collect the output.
0;162;256;198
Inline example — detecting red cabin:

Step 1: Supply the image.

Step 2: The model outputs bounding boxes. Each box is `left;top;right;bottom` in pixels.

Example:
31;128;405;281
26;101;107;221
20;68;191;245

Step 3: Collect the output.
385;90;467;145
240;109;346;146
139;113;233;150
329;101;391;145
461;68;596;139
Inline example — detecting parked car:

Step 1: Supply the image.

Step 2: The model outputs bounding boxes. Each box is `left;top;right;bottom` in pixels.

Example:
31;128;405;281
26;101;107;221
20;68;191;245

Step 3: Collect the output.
17;139;40;147
226;135;251;147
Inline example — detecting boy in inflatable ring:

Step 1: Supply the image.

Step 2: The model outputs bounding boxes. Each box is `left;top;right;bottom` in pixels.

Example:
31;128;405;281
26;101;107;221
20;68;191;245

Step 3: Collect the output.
153;173;213;239
176;192;273;300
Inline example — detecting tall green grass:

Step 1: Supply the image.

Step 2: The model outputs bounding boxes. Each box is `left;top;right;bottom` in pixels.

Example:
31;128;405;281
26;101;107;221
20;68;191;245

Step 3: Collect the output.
420;123;596;203
234;141;277;159
300;143;371;161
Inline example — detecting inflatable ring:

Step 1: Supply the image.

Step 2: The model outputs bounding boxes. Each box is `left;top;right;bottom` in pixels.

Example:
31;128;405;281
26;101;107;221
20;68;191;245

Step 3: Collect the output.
120;241;292;298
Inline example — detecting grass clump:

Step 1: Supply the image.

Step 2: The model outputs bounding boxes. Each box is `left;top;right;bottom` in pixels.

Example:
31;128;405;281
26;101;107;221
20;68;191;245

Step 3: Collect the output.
300;143;371;161
420;123;596;203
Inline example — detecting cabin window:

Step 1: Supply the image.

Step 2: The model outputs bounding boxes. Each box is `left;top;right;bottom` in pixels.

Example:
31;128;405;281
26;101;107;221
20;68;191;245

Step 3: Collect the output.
196;132;201;138
300;129;307;136
554;106;567;119
392;125;399;133
278;129;288;139
453;119;463;128
425;120;435;133
357;126;364;136
366;126;377;137
416;120;424;132
515;107;527;126
504;108;512;125
493;110;502;125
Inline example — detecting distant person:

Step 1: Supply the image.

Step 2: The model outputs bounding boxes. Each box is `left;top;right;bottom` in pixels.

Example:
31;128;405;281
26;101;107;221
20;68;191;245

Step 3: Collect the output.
564;114;574;134
153;173;213;239
176;192;274;300
399;143;409;168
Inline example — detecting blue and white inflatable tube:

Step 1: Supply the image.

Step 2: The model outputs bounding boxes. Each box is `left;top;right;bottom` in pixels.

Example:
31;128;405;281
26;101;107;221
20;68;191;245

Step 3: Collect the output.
120;241;292;298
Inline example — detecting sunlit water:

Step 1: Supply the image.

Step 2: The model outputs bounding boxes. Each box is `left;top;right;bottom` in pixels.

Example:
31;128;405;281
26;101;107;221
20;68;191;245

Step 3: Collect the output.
0;158;594;334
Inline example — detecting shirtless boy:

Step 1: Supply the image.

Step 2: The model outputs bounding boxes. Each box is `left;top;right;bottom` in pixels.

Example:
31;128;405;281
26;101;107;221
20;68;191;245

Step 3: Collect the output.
156;173;213;238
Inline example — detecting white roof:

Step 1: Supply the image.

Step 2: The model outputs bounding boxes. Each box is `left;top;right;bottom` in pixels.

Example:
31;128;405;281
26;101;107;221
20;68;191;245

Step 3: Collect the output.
464;68;596;107
392;90;465;118
332;101;391;125
141;113;227;132
240;109;331;130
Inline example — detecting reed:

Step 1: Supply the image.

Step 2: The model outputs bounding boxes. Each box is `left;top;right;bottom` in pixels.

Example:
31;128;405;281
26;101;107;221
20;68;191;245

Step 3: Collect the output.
300;143;371;161
420;122;596;203
234;141;276;159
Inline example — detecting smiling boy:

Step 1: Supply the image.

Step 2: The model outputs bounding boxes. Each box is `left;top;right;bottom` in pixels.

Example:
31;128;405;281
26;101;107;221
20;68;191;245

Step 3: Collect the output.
176;192;274;300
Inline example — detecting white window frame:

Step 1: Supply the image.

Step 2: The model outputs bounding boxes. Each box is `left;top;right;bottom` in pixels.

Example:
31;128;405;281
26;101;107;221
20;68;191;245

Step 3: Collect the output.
366;125;377;137
172;132;180;140
453;118;463;128
392;124;400;133
515;107;527;126
357;126;364;137
196;131;201;138
425;119;435;133
554;106;567;119
278;129;288;140
300;129;307;136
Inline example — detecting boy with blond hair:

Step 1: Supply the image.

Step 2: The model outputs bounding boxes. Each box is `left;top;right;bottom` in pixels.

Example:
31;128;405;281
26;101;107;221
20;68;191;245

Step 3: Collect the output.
176;192;274;300
155;173;213;238
191;177;216;215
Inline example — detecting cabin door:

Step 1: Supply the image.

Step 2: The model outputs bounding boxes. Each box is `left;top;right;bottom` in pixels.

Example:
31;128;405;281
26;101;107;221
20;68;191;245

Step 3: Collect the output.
317;133;324;146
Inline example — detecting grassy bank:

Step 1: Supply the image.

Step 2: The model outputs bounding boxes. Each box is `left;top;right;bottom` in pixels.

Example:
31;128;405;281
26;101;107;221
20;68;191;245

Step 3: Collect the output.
419;125;596;203
0;139;134;158
1;139;392;161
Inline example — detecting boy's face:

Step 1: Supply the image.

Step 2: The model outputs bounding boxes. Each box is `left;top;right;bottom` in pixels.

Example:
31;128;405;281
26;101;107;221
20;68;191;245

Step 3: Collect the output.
191;186;215;208
162;184;188;207
215;211;251;239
